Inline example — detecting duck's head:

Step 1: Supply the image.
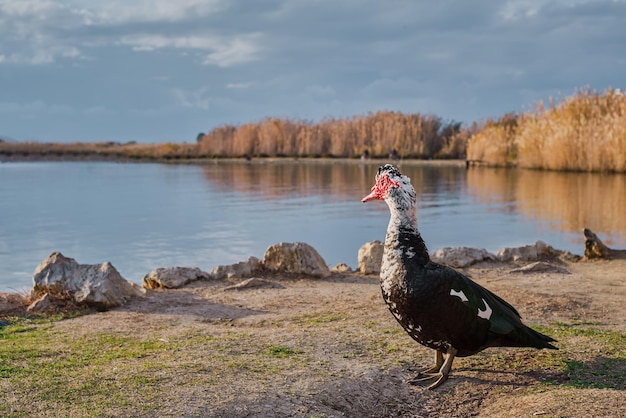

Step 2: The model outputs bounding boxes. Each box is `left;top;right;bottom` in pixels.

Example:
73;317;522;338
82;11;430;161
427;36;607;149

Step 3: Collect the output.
362;164;416;210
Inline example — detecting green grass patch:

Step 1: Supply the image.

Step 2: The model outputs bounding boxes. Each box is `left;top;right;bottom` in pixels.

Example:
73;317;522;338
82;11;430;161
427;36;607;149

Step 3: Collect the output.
533;323;626;389
265;345;303;358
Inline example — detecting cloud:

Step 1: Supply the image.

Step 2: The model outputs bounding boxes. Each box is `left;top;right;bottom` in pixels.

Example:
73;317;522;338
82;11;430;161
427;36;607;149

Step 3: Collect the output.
226;82;254;89
172;87;212;109
118;32;262;67
88;0;224;24
0;0;229;65
2;0;626;142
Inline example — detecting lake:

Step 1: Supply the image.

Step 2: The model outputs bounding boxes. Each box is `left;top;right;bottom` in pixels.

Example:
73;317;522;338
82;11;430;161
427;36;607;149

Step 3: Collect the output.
1;160;625;292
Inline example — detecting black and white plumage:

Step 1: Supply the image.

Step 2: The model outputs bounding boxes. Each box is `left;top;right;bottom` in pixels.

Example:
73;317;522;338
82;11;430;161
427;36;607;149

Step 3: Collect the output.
362;164;557;389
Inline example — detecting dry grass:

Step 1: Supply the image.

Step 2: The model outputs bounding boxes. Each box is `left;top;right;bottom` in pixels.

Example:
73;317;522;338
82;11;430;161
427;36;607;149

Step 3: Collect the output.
198;112;467;159
1;259;626;417
0;141;203;161
5;87;625;171
467;88;626;172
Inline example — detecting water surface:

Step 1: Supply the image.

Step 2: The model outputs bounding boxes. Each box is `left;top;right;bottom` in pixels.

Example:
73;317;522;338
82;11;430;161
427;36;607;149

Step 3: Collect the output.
1;161;624;291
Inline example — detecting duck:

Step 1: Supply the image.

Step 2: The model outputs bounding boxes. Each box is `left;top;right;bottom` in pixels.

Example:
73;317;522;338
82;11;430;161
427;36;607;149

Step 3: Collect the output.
362;164;557;389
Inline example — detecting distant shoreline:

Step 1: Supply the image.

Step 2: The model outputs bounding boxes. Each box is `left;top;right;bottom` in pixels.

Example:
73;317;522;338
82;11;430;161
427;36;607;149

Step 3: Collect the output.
0;151;467;168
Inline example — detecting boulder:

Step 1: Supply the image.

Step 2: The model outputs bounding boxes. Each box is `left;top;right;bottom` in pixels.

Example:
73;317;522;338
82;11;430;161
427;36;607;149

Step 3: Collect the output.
431;247;497;268
358;240;383;275
331;263;353;273
263;242;330;277
0;292;26;313
211;256;261;280
32;252;144;310
497;241;559;262
27;293;61;313
142;267;211;289
583;228;626;260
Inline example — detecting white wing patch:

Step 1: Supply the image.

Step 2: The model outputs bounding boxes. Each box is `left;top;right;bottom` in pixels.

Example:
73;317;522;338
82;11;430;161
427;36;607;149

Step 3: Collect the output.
449;288;469;302
477;298;493;320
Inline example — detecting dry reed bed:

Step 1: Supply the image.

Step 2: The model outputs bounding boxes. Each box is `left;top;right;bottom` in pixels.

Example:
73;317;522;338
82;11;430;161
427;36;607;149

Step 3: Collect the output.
3;88;626;172
0;141;201;161
197;112;467;159
467;88;626;172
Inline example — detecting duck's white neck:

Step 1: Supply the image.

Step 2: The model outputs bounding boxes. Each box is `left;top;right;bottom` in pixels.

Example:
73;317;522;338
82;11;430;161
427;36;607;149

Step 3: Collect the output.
381;191;430;281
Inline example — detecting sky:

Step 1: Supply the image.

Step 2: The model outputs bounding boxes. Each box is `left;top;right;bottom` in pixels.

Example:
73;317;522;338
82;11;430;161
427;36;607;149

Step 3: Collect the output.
1;0;625;144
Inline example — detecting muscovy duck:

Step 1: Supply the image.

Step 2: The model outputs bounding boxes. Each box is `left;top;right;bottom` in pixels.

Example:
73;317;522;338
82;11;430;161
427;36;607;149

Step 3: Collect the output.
362;164;557;389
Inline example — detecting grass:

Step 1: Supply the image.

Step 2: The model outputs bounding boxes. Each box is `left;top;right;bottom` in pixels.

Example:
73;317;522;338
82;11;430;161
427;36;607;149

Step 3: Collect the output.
1;310;624;416
0;140;205;161
477;322;626;390
198;113;466;159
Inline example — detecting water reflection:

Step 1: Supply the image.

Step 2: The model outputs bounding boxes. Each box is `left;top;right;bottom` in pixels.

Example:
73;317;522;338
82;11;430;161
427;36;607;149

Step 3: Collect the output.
201;161;469;204
467;168;626;247
2;161;625;292
202;160;626;249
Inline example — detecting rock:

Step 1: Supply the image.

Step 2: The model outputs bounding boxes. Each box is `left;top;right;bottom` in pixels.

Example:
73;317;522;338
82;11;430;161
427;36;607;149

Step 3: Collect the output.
32;252;145;310
431;247;497;268
211;256;261;280
510;262;570;274
358;240;383;275
223;278;285;291
27;293;60;313
263;242;330;277
0;292;26;313
142;267;211;289
0;319;10;328
583;228;626;260
497;241;559;262
331;263;353;273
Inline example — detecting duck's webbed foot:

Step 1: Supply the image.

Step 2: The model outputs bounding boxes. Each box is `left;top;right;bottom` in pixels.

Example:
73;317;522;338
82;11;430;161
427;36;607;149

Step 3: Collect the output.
408;348;457;390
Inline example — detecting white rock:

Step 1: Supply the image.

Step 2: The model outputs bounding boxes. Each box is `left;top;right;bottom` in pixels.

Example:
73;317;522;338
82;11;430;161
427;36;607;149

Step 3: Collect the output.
142;267;211;289
358;240;383;275
263;242;330;277
211;256;261;280
331;263;353;273
431;247;497;268
32;252;144;310
497;241;558;262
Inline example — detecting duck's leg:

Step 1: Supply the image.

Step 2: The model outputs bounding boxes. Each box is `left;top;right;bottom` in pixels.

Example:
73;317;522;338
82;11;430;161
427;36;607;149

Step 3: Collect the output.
414;350;444;375
408;348;457;390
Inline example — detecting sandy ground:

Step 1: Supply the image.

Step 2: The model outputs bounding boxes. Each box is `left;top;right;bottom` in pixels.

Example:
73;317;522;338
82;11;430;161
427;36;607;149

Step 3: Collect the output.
32;257;624;417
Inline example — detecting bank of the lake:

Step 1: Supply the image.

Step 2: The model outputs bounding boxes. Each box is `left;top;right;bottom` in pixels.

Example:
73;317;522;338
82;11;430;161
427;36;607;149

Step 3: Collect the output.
1;258;625;417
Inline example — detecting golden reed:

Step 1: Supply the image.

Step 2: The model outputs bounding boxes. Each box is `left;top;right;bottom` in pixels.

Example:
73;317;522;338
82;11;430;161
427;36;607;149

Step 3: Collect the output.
467;88;626;172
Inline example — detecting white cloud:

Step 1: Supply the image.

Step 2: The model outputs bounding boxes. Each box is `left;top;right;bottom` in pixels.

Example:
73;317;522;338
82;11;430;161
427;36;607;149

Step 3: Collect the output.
202;34;262;67
120;33;262;67
89;0;224;24
172;87;211;109
226;82;254;89
0;0;62;17
0;0;228;65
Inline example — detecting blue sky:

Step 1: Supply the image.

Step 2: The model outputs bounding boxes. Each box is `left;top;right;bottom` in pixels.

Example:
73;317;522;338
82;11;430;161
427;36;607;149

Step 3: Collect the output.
1;0;625;143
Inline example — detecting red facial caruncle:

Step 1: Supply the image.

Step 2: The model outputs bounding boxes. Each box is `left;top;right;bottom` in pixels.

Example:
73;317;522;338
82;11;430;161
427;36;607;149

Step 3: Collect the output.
361;174;400;202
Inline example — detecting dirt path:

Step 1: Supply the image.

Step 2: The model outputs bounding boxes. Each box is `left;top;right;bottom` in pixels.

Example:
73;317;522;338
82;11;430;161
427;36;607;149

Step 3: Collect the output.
36;258;625;417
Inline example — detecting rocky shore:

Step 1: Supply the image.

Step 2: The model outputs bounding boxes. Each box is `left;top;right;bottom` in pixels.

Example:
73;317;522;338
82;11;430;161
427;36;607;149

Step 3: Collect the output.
1;234;625;417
